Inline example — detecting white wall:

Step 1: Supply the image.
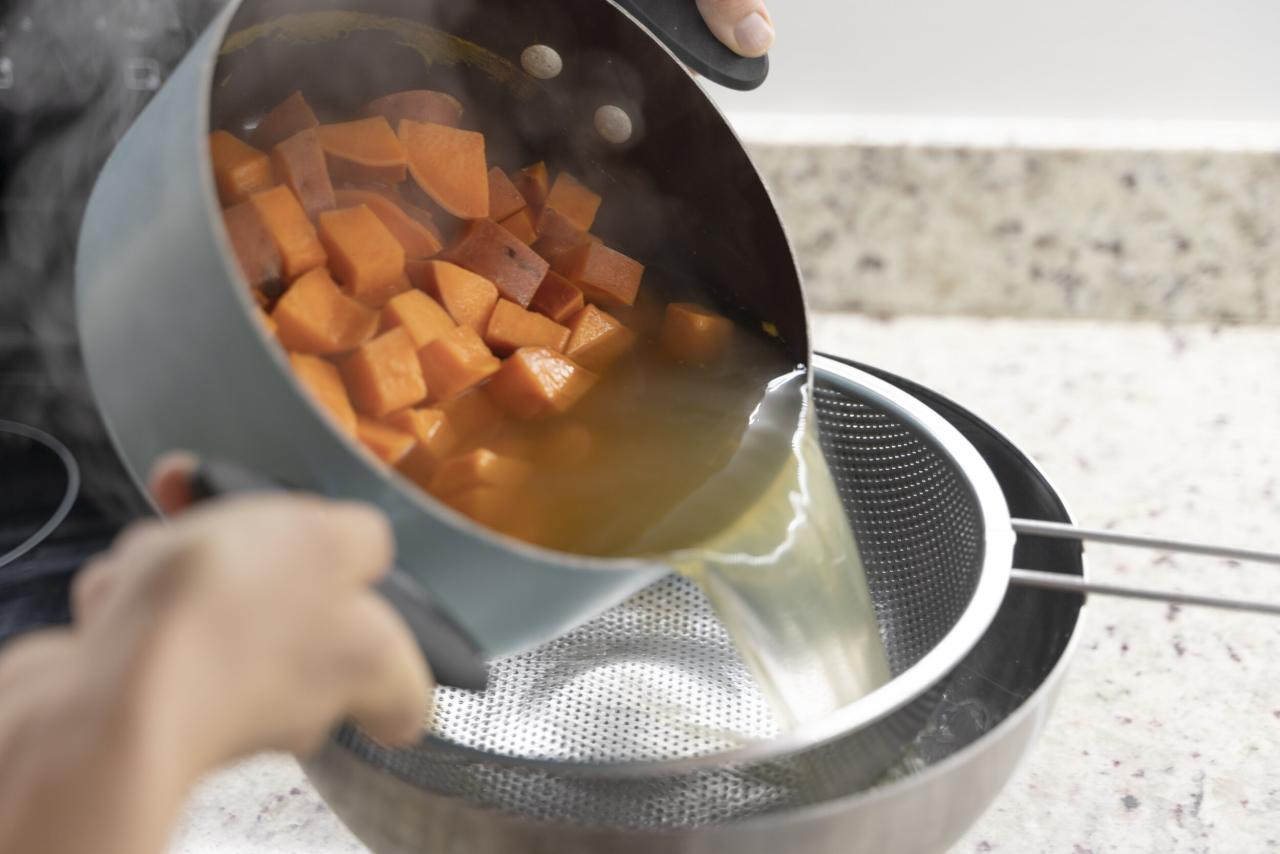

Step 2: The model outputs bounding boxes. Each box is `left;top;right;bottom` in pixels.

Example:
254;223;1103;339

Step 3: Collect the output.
709;0;1280;147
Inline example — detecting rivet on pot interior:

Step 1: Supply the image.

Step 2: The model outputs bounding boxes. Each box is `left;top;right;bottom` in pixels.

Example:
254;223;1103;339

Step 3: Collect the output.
521;45;563;80
594;105;632;144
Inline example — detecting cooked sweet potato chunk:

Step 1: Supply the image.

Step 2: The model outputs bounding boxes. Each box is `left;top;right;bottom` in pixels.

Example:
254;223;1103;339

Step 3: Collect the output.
340;327;428;416
485;347;597;419
428;448;530;497
539;419;593;467
271;129;335;220
485;299;571;355
418;325;501;402
399;119;488;219
532;207;593;263
364;89;463;129
512;161;549;210
356;416;416;465
660;303;733;365
222;201;281;291
318;205;406;307
334;188;442;259
271;267;377;354
529;271;584;324
437;389;504;440
249;185;326;280
379;289;456;349
544;172;601;231
388;407;459;485
317;117;407;184
557;242;643;307
487;167;527;222
409;260;498;334
210;131;274;207
498;208;538;245
250;91;320;151
445;218;548;307
565;304;636;371
289;352;356;436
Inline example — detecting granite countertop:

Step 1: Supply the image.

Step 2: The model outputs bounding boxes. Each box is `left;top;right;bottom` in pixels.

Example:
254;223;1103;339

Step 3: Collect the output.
170;313;1280;854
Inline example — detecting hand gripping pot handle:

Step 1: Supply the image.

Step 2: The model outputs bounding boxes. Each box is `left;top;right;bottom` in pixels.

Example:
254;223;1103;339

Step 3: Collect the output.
613;0;769;90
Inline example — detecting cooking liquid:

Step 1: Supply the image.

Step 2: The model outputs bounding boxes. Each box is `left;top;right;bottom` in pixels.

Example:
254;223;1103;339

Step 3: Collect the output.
482;317;891;727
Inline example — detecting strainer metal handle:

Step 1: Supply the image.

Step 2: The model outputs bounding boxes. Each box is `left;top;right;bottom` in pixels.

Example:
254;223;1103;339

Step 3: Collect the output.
1012;517;1280;615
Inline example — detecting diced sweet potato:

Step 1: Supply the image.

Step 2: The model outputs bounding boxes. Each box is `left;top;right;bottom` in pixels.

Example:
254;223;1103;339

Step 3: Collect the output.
660;302;733;365
250;91;320;152
428;448;530;497
364;90;463;129
379;289;456;349
485;347;597;419
356;416;416;465
557;242;643;307
418;325;501;402
271;129;335;220
249;185;326;280
497;208;538;245
209;131;274;206
334;188;442;259
318;205;406;307
441;485;514;528
317;117;408;184
485;299;571;355
271;267;377;354
532;207;593;263
529;271;584;324
222;201;281;291
387;407;459;485
409;260;498;334
565;304;636;371
444;219;548;307
399;119;489;219
289;352;356;436
437;389;504;440
340;326;428;416
544;172;601;231
487;167;526;221
512;161;548;210
539;419;593;467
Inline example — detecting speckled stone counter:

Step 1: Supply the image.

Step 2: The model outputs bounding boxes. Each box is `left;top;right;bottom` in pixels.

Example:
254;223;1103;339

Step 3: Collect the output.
170;314;1280;854
749;145;1280;325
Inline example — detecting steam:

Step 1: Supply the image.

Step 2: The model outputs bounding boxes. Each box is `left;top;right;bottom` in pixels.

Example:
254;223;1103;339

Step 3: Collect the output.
0;0;227;516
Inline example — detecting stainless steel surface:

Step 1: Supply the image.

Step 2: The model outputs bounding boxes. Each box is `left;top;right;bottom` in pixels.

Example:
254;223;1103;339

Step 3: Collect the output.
305;356;1087;853
1010;567;1280;615
1012;517;1280;566
74;0;807;659
0;421;82;570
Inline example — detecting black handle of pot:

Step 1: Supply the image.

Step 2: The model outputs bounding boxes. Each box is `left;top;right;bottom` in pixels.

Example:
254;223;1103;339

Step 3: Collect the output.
188;460;490;691
613;0;769;90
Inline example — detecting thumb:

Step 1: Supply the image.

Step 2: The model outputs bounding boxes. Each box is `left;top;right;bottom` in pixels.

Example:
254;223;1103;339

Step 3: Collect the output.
695;0;775;58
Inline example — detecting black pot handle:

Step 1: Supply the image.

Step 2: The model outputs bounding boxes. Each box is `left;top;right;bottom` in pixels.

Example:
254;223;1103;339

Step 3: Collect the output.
613;0;769;90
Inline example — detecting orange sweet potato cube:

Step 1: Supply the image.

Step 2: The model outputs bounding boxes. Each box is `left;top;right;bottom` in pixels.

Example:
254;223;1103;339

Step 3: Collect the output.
409;260;499;334
418;325;501;402
271;128;335;220
289;352;356;436
334;188;442;259
209;131;274;207
512;161;548;210
437;389;504;440
557;242;643;307
249;185;326;280
379;289;456;349
528;270;584;324
565;304;636;371
544;172;601;231
427;448;531;497
340;327;428;416
318;205;407;308
660;302;733;365
365;89;463;128
532;207;593;263
272;268;377;354
399;119;489;219
222;201;281;291
485;299;571;355
250;91;320;152
356;416;416;465
487;167;527;221
317;116;408;184
539;419;593;467
485;347;597;419
444;219;548;308
497;208;538;245
387;407;459;485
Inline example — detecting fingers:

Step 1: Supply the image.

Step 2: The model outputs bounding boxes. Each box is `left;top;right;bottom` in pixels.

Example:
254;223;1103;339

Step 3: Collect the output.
338;593;435;747
696;0;774;58
148;451;199;515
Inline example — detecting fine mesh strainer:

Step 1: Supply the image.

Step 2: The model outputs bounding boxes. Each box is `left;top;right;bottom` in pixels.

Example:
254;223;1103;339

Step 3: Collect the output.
330;355;1280;833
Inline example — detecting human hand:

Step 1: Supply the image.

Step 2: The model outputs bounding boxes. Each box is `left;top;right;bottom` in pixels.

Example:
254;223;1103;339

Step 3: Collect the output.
696;0;775;58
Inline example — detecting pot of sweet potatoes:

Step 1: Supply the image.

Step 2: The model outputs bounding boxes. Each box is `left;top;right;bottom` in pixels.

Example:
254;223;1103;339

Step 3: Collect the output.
76;0;807;659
